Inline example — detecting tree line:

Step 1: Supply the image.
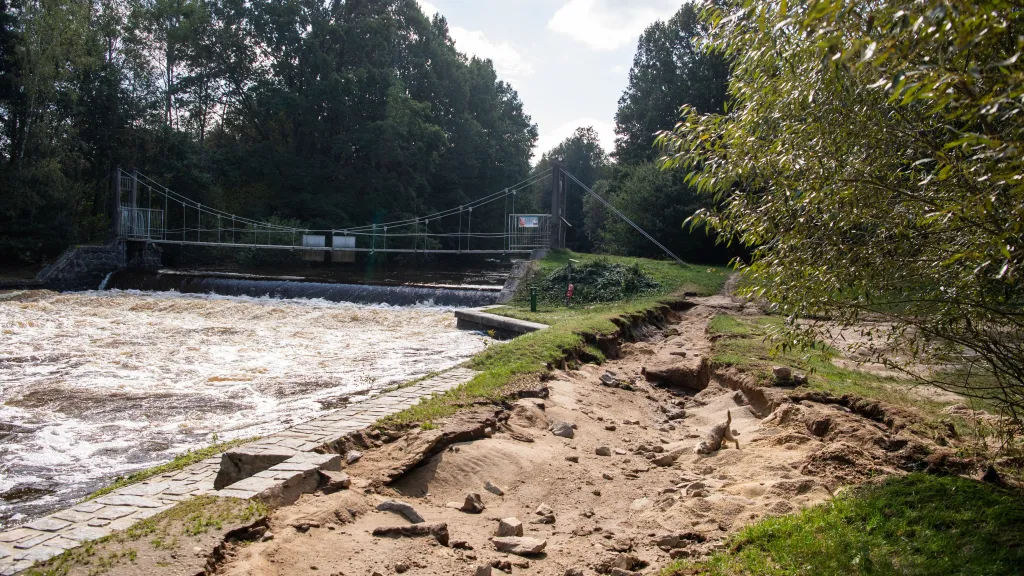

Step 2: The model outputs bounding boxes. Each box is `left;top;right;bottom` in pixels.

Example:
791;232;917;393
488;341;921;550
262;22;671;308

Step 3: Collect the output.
523;3;739;265
0;0;537;263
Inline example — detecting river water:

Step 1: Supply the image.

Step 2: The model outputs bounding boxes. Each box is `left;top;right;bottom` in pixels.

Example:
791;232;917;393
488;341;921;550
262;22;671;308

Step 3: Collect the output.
0;288;489;528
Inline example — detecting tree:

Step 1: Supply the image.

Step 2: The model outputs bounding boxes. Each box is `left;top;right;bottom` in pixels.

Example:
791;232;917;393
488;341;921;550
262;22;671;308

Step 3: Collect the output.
614;3;728;165
657;0;1024;422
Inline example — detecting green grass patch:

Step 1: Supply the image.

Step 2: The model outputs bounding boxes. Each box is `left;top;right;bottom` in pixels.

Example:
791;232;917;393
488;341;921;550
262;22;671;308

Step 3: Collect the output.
84;437;258;501
708;314;956;419
664;473;1024;576
28;496;266;576
379;251;729;427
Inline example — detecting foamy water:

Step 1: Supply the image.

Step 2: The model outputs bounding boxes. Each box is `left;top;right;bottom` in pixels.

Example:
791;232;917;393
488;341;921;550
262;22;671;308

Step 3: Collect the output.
0;289;487;527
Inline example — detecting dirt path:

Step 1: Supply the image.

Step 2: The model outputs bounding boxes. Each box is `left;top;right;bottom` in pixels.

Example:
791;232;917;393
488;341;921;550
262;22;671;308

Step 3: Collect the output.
212;297;945;576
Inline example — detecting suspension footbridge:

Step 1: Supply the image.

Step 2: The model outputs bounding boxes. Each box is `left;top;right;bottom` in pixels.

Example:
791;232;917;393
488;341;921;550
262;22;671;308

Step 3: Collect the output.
115;164;683;263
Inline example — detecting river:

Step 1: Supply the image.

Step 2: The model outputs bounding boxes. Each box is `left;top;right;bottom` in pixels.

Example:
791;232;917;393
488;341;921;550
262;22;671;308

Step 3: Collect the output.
0;287;490;528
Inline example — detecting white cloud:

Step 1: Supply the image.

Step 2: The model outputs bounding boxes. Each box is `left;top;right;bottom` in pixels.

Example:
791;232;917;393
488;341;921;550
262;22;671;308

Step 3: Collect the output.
417;0;439;17
449;27;535;80
548;0;678;51
416;1;533;82
535;118;616;160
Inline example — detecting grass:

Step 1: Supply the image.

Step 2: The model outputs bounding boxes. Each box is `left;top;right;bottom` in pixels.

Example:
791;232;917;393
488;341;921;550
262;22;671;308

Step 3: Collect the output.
663;473;1024;576
28;496;267;576
84;437;257;501
378;250;729;428
707;314;955;420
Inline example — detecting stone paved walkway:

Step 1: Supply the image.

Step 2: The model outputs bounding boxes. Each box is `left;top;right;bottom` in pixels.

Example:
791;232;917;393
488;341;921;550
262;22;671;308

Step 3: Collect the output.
0;367;476;575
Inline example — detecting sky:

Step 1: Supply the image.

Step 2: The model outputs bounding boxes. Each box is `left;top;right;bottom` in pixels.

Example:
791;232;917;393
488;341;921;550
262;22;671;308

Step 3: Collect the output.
415;0;683;161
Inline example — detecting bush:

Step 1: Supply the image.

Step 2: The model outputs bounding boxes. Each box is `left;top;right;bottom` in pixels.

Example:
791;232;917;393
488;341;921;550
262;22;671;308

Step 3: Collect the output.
539;259;659;305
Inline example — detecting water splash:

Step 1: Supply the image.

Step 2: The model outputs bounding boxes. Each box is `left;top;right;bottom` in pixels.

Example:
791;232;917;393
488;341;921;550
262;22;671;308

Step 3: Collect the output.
0;289;487;527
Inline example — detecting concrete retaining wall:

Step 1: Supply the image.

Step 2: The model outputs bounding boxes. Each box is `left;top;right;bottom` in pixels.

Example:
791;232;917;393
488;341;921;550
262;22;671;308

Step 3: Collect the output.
36;241;161;291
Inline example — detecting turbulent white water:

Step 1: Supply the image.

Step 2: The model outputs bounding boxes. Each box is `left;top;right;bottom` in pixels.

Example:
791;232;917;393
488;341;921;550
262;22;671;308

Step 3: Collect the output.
0;289;487;527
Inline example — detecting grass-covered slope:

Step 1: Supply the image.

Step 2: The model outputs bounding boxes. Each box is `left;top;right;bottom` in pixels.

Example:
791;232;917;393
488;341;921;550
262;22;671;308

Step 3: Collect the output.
664;474;1024;576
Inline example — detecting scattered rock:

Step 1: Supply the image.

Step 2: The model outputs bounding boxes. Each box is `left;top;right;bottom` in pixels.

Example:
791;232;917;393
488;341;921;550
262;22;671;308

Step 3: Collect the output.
491;536;547;556
772;366;792;381
652;451;682;467
531;514;556;525
665;409;686;421
292;521;321;532
261;530;274;542
372;523;450;546
451;540;473;550
605;424;617;431
793;373;809;385
491;560;513;572
807;417;832;437
550;420;576;439
612;552;641;569
497;517;524;537
581;508;595;518
377;500;425;523
535;503;554;516
460;493;486;514
484;480;506;496
602;472;614;480
319;470;352;492
395;563;409;573
614;448;628;456
345;450;363;465
474;565;492;576
595;446;612;456
565;455;580;463
564;569;584;576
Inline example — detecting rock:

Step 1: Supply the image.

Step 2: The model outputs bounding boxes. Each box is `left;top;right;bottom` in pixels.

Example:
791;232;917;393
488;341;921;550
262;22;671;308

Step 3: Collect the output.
372;523;450;546
451;540;472;550
612;553;641;570
600;372;619;386
564;569;584;576
807;417;832;437
595;446;612;456
491;560;513;572
605;424;617;431
793;373;808;385
550;420;575;439
614;448;628;456
395;563;409;573
581;508;595;518
484;480;505;496
685;482;707;496
319;470;352;492
652;451;682;467
261;530;274;542
665;409;686;421
460;493;486;514
531;514;556;525
497;517;524;537
474;565;492;576
535;503;554;516
772;366;792;381
602;472;614;480
642;352;710;391
345;450;363;465
565;455;580;463
377;500;425;523
491;536;547;556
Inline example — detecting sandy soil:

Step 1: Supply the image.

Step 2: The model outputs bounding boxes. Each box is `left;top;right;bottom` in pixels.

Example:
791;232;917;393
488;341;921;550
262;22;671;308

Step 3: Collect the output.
208;296;951;576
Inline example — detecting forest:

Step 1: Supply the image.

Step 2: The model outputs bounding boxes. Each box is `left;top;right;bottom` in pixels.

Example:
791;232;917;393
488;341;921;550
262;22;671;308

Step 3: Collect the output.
0;0;539;263
0;0;740;266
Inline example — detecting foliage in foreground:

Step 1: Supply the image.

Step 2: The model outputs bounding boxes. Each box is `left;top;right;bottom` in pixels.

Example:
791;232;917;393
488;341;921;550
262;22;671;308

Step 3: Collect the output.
657;0;1024;423
665;474;1024;576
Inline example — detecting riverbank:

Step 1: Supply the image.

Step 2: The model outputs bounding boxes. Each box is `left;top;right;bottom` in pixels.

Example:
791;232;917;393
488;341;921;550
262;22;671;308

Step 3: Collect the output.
15;251;1022;575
